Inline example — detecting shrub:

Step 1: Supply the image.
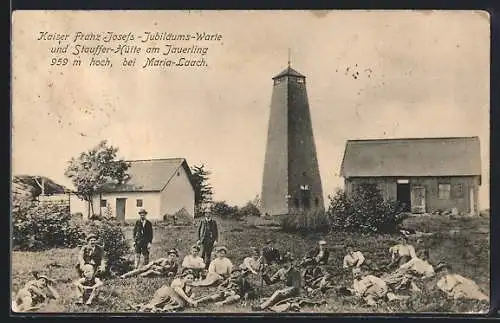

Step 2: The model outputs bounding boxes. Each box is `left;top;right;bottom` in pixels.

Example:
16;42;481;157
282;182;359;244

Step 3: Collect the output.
12;201;85;251
210;201;239;219
280;209;330;234
238;202;261;217
80;219;132;275
327;184;408;233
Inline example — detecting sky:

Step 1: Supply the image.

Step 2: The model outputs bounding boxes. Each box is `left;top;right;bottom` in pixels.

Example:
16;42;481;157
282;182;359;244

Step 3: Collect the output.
12;10;490;208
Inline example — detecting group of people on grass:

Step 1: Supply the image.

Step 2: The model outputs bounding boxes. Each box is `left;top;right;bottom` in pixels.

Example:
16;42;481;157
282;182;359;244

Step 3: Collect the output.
12;208;489;312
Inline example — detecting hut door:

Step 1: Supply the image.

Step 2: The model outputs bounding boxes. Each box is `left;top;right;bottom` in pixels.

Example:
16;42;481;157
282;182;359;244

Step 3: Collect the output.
116;198;127;222
469;188;475;214
411;187;426;214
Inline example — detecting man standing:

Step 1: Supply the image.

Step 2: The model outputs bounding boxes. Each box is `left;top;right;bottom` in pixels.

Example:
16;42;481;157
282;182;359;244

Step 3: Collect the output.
197;212;218;269
133;208;153;269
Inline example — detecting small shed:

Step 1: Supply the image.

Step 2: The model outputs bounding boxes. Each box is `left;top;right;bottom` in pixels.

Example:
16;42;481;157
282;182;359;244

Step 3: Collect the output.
339;137;481;215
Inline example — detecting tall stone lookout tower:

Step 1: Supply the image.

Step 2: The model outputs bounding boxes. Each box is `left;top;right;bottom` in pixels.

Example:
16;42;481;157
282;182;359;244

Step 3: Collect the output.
260;64;324;216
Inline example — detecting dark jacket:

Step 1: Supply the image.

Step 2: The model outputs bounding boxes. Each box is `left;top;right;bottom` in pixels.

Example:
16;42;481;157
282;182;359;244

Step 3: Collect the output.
133;219;153;245
263;267;302;291
262;247;282;264
79;244;105;267
309;247;330;265
198;218;218;243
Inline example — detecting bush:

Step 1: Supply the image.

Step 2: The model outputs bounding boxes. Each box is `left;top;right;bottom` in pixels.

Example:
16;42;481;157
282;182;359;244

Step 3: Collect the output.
210;201;239;219
238;202;261;217
327;184;408;233
12;201;85;251
80;219;132;274
280;209;330;234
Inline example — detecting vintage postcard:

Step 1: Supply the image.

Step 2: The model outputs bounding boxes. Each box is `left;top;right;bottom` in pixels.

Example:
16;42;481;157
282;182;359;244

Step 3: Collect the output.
11;10;490;314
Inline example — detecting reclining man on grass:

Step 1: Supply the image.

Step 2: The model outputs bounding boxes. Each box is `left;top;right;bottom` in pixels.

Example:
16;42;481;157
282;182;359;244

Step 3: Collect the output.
12;271;60;312
382;252;435;293
300;256;332;296
120;248;179;279
130;269;198;312
196;268;257;307
252;253;302;311
434;262;489;302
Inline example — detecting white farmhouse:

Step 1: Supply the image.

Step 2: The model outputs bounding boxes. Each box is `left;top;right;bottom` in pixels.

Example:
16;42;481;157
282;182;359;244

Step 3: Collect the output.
89;158;195;222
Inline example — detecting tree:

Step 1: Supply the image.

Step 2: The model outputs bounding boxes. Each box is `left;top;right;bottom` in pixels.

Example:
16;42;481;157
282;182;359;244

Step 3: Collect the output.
65;140;130;219
190;164;214;217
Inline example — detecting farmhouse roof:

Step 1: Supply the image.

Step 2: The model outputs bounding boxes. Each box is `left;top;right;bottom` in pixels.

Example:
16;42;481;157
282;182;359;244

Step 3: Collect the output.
272;67;305;79
100;158;194;193
339;136;481;178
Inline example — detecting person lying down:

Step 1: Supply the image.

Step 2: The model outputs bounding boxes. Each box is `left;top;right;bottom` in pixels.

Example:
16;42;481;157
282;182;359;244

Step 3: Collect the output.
128;270;198;312
120;249;179;279
196;268;257;307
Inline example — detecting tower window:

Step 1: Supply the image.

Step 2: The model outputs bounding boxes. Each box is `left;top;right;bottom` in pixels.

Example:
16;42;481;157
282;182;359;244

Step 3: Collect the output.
293;198;299;208
300;185;310;191
274;78;282;85
315;197;319;206
296;78;305;84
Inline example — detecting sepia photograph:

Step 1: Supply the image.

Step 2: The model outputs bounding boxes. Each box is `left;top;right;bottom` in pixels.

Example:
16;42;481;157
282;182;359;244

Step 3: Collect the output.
11;10;490;314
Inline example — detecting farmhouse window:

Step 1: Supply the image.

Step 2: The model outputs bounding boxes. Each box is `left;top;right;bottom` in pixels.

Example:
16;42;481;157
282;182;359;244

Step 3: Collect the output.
100;199;107;207
453;183;464;198
438;184;451;199
136;199;143;207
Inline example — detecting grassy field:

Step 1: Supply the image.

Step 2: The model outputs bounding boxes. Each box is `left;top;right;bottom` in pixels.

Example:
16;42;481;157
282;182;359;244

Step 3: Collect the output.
11;214;490;313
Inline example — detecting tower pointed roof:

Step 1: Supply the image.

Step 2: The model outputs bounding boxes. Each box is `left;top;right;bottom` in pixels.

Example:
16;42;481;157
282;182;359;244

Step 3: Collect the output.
272;66;306;79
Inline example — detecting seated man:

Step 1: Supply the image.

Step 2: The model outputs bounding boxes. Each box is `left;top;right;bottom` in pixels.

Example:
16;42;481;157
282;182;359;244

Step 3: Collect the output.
120;249;179;279
301;257;331;295
197;268;257;306
434;262;488;301
253;254;302;311
75;234;107;278
131;269;198;312
73;264;104;305
262;239;282;266
240;247;263;275
12;272;60;312
181;245;206;279
308;240;330;265
343;247;366;269
382;255;435;292
193;246;233;287
388;236;417;269
349;268;388;307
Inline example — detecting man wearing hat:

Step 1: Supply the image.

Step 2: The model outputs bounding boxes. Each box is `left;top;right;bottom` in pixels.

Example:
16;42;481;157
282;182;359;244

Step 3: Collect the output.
13;271;60;312
197;212;219;269
75;233;107;278
133;208;154;269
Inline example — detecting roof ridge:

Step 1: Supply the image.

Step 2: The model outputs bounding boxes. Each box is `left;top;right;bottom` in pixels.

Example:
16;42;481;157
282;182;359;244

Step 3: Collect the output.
347;136;479;142
126;157;185;163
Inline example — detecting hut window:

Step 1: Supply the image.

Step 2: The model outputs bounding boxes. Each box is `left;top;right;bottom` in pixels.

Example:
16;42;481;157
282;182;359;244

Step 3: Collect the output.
438;184;451;199
136;199;143;207
100;199;107;207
